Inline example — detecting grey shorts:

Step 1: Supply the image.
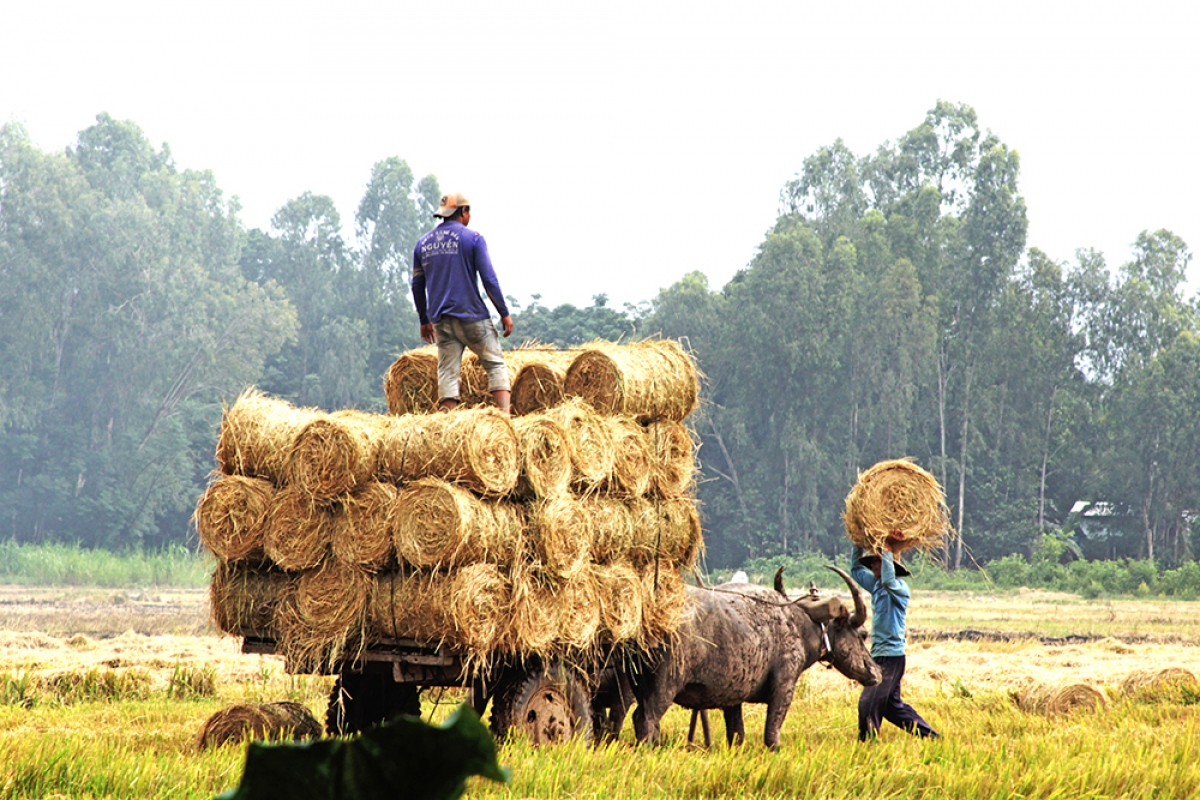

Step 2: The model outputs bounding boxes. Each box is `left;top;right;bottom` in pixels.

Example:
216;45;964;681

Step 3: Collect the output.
433;317;510;401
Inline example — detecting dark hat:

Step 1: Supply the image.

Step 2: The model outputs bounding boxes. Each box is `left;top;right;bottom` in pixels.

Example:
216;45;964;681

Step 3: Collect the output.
858;553;911;578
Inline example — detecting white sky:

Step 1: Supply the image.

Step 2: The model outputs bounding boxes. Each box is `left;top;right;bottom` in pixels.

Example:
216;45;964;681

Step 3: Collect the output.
3;1;1198;310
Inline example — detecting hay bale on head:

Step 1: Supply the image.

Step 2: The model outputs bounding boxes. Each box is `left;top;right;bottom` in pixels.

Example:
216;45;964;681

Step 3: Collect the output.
542;397;616;490
508;348;578;415
330;481;398;570
393;478;521;568
264;485;335;572
383;346;439;415
195;475;273;562
644;419;695;498
286;409;385;501
196;702;320;749
378;408;519;497
216;389;322;482
564;339;700;423
843;458;951;555
512;414;572;498
209;562;291;636
604;417;653;497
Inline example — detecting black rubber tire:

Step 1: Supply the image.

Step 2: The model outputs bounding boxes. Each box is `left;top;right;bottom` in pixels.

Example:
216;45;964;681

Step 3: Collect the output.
325;669;421;736
490;664;593;745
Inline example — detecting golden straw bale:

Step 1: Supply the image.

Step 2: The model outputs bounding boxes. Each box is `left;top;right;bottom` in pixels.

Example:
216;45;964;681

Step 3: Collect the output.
216;389;322;482
1014;682;1107;715
489;500;529;565
195;475;273;561
843;458;951;554
393;478;519;568
512;414;572;498
553;570;603;652
378;407;520;497
197;702;321;749
286;409;385;501
446;563;513;655
460;347;572;408
369;566;511;657
505;561;557;656
630;497;703;567
264;486;334;571
605;417;653;497
639;561;688;641
369;570;446;644
595;562;644;644
330;482;399;570
527;494;593;580
583;495;637;564
1121;668;1199;700
383;346;439;415
294;559;371;637
563;339;700;423
508;349;579;415
644;419;695;498
542;397;616;490
209;562;291;636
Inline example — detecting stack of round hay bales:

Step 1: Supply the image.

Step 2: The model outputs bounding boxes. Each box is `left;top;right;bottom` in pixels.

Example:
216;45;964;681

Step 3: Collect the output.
842;458;951;556
202;337;703;671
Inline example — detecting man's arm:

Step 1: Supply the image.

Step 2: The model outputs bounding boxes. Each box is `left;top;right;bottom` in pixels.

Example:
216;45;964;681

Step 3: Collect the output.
472;236;510;326
878;543;911;600
411;247;434;343
850;545;876;591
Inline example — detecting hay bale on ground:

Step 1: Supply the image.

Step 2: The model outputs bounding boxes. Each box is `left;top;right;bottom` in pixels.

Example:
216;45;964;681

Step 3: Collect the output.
1121;668;1199;699
1014;682;1107;715
563;339;700;423
542;397;616;490
595;562;644;644
527;494;593;580
512;414;572;498
378;408;519;497
843;458;951;555
195;475;273;562
383;346;439;415
508;349;579;415
196;701;321;749
330;481;399;570
393;478;520;568
217;389;323;482
644;419;695;498
286;409;386;501
264;486;335;571
209;562;291;636
604;417;653;497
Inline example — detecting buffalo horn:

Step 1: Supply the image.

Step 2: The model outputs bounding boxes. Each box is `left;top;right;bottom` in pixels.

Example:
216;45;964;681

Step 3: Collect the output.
825;565;867;628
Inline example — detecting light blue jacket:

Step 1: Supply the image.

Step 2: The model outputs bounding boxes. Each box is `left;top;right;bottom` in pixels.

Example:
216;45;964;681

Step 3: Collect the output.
851;546;910;658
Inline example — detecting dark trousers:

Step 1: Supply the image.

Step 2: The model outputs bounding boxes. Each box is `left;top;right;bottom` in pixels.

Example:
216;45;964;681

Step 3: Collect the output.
858;655;939;741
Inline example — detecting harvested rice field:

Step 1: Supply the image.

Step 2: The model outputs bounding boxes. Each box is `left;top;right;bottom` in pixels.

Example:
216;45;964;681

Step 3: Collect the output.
5;585;1200;798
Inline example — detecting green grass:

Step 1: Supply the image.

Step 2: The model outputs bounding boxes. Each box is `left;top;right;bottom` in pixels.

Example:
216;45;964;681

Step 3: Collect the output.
0;541;213;587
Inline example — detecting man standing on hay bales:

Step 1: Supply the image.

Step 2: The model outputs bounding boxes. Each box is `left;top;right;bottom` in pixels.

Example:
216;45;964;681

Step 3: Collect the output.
851;540;941;742
412;191;514;414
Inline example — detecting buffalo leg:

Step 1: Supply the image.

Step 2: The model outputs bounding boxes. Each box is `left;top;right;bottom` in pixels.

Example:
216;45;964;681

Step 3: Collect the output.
763;685;797;750
723;706;745;746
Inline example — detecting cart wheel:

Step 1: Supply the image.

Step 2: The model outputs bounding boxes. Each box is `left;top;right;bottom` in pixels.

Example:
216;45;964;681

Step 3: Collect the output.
325;668;421;736
490;664;592;745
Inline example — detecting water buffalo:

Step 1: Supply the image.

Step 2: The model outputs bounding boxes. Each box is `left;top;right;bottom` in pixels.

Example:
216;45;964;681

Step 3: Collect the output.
631;566;881;749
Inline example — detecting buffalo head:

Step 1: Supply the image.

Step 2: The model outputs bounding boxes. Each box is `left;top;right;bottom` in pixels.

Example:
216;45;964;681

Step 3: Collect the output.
804;566;880;686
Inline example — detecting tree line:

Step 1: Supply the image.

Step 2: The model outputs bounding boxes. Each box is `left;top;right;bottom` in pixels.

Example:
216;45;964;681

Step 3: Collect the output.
1;105;1197;569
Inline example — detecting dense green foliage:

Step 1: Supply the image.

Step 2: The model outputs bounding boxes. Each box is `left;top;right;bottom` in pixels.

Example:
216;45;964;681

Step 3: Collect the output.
2;105;1197;573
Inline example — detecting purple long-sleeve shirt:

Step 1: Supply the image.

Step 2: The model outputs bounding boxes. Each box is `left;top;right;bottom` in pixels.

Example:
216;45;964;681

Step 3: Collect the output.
411;220;509;324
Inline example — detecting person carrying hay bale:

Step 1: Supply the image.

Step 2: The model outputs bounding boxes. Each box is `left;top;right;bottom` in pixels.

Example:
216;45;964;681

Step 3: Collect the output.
411;190;514;414
851;539;940;741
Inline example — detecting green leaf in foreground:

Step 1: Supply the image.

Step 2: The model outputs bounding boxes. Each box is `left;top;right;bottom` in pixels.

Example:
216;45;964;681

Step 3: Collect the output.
216;703;509;800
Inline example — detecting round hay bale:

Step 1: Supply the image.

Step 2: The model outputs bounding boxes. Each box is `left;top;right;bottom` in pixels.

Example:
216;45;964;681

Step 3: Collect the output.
583;496;636;564
509;349;578;415
553;569;603;652
461;347;574;409
563;339;700;423
195;474;273;561
595;562;644;644
216;389;322;482
383;346;439;415
630;497;702;567
446;563;513;656
542;397;616;490
286;410;385;501
369;570;447;645
605;417;653;497
393;478;517;568
505;562;557;656
489;500;528;565
644;419;695;498
209;562;291;636
1015;682;1107;715
843;458;951;554
264;486;334;571
378;408;520;497
1121;668;1199;699
640;561;688;642
295;558;371;637
197;701;321;750
330;481;399;570
528;494;593;580
512;414;572;498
